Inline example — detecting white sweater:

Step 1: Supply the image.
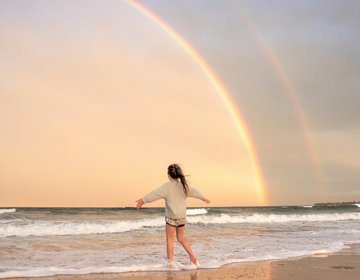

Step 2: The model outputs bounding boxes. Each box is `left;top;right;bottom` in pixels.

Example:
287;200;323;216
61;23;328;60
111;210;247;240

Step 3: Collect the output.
141;181;204;219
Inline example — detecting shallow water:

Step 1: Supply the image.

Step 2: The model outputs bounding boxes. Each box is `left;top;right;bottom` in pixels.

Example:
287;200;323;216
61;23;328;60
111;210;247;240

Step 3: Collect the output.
1;205;360;278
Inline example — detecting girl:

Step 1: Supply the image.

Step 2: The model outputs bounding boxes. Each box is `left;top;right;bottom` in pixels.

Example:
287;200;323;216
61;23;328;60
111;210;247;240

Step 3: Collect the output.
135;164;210;267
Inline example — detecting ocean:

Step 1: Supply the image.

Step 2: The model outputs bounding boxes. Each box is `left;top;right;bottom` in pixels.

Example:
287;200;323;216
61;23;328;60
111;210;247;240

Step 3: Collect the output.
1;205;360;278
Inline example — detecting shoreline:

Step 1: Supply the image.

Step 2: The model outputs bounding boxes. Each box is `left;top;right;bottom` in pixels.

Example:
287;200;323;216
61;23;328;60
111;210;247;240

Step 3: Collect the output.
3;243;360;280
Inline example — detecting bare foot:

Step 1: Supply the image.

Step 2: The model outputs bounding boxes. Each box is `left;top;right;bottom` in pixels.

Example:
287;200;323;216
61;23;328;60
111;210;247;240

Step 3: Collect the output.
167;259;177;268
191;256;199;266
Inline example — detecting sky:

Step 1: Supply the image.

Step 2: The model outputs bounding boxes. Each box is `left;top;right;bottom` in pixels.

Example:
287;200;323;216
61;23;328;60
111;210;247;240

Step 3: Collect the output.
1;0;359;207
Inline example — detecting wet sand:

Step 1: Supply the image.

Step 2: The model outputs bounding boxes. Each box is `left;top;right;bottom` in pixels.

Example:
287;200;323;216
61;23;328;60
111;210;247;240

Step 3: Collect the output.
8;244;360;280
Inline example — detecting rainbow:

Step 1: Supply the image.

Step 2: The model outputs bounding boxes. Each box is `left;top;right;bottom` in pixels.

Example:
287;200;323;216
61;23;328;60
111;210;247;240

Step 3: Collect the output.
123;0;267;205
231;6;325;196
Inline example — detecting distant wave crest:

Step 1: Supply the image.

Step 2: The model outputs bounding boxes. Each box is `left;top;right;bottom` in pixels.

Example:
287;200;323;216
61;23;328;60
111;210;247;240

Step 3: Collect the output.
0;208;16;214
2;212;360;237
187;212;360;224
186;208;208;216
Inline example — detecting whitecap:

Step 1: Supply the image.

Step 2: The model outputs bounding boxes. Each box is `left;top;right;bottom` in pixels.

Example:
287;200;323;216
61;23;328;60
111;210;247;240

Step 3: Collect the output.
186;208;207;216
0;208;16;214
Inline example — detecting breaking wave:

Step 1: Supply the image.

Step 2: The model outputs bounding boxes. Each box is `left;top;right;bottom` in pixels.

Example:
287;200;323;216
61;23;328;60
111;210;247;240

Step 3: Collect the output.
187;212;360;224
2;212;360;237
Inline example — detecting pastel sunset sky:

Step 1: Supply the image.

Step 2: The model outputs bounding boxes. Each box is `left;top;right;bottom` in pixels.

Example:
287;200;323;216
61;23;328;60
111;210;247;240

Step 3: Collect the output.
1;0;359;207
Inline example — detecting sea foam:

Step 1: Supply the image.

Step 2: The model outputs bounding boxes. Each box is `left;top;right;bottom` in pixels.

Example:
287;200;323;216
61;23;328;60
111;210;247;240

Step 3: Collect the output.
0;241;350;279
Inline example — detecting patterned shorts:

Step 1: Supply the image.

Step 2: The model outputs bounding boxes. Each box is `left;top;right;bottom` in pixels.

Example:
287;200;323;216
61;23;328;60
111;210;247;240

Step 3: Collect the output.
165;216;187;227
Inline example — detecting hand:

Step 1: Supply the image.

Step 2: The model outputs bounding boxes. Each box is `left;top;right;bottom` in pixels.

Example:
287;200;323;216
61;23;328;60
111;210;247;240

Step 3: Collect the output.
202;197;210;204
135;199;144;210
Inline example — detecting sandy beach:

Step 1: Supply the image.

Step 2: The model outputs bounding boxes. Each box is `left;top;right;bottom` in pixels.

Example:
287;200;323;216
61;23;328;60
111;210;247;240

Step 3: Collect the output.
10;243;358;280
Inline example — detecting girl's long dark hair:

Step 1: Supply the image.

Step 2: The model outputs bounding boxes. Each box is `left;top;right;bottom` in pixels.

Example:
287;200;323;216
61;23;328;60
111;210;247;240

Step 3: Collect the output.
168;164;188;197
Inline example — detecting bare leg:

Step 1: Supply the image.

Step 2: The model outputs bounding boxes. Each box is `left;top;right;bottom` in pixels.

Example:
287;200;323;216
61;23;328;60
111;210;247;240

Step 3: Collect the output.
176;226;196;263
166;224;176;261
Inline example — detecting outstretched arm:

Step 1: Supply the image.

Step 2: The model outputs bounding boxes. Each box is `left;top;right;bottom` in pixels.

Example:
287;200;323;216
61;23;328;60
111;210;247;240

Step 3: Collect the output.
136;184;168;210
202;197;211;204
187;186;208;203
135;199;144;210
